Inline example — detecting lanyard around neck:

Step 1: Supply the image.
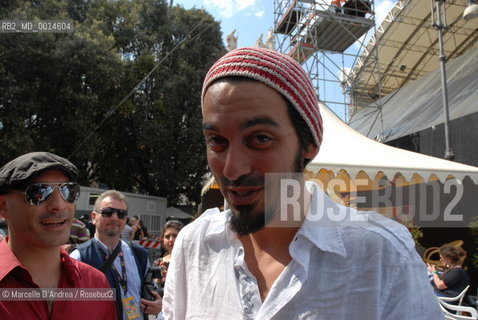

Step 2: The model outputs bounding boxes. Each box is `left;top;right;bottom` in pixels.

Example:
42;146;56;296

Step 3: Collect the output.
100;242;128;295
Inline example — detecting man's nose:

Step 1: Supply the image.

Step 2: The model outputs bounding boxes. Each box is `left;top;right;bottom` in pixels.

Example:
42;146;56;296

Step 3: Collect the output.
222;145;253;181
46;187;68;212
110;212;121;220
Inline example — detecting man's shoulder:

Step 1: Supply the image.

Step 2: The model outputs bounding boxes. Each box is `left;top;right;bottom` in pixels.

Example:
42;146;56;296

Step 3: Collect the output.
73;238;100;261
76;238;95;250
62;253;109;287
179;207;228;241
307;182;416;255
335;209;416;256
123;239;148;256
67;254;98;273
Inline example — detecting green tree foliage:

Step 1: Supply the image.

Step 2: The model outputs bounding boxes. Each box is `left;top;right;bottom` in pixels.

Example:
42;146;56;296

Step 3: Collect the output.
0;0;225;205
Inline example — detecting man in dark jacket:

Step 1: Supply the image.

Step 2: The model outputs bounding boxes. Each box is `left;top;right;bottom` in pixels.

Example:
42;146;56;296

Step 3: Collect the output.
70;189;162;320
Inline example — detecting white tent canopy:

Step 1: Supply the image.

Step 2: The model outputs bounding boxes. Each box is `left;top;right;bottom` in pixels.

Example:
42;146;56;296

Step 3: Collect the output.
308;103;478;183
165;207;193;219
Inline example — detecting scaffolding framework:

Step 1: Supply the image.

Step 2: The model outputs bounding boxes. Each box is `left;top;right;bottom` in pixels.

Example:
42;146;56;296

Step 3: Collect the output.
274;0;379;120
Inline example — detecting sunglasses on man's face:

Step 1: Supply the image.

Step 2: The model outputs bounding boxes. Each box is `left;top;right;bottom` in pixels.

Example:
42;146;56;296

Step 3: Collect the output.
22;182;81;206
95;207;128;219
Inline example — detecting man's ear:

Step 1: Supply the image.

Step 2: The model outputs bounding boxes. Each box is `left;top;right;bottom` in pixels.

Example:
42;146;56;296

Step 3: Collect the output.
303;142;319;161
91;211;97;225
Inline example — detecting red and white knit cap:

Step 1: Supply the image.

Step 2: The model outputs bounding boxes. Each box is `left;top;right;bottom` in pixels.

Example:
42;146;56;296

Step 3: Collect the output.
202;47;323;148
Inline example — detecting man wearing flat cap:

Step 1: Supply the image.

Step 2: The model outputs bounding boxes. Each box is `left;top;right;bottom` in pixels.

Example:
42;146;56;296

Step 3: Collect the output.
162;48;443;319
0;152;116;320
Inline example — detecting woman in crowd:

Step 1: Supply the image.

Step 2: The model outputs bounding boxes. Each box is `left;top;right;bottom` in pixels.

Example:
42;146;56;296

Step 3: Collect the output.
154;220;184;286
129;216;144;240
427;245;469;298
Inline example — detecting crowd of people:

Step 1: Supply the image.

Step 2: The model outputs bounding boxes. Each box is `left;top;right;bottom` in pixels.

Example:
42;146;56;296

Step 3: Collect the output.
0;153;170;320
0;47;474;319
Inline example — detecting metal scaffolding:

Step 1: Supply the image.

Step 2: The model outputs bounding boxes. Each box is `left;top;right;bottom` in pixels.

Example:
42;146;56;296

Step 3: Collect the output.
273;0;379;120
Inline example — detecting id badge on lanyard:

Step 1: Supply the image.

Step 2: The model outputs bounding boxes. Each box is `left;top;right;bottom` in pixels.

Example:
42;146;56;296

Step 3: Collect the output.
122;296;141;320
103;244;142;320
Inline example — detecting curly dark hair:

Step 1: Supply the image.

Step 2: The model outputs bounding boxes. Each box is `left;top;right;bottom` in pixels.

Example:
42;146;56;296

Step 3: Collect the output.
439;245;466;265
161;220;184;237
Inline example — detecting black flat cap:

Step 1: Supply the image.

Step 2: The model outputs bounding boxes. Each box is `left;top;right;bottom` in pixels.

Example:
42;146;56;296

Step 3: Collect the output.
0;152;78;193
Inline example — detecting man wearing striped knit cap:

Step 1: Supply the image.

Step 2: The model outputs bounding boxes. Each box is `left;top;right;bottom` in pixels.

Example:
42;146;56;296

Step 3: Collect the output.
162;47;443;319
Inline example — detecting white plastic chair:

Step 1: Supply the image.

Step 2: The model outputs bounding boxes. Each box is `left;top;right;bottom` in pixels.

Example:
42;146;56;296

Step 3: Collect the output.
439;286;471;307
438;299;477;320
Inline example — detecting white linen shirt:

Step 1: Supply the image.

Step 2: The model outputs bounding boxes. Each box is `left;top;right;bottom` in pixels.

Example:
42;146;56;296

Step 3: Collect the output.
163;182;443;320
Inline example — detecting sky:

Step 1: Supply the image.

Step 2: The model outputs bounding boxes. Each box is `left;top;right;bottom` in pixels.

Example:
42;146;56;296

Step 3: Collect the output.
173;0;397;119
174;0;274;48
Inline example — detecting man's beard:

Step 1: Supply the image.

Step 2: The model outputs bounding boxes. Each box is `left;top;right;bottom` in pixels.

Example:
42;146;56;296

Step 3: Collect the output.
105;229;120;237
227;151;304;236
229;202;265;236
